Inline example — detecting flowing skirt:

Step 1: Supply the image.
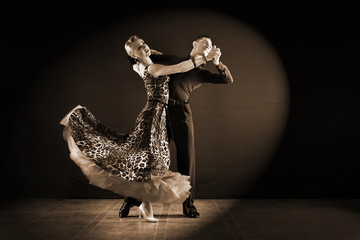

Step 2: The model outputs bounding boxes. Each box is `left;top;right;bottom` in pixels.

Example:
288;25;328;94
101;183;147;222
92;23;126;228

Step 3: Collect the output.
60;105;191;204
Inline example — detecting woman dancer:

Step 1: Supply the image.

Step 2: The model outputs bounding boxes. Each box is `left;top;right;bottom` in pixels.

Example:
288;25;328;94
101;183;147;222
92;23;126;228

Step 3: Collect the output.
60;35;214;222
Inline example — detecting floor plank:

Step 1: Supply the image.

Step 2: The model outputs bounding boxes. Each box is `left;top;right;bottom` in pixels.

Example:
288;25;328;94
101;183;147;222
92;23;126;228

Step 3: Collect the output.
0;199;359;240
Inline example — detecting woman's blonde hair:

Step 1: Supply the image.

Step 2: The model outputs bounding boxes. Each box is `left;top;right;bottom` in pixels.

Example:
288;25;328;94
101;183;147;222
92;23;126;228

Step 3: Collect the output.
124;35;142;64
124;35;141;56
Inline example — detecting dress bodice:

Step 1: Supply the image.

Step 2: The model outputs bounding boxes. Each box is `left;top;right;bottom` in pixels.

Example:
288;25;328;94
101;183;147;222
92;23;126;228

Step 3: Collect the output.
142;66;169;103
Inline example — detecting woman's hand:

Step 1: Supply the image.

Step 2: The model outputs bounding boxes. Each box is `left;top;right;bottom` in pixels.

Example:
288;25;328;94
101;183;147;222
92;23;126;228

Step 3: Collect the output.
203;46;221;62
212;46;222;66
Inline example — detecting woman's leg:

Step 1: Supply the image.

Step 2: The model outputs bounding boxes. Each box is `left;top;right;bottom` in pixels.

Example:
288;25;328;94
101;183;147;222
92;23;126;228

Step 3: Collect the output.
139;201;158;222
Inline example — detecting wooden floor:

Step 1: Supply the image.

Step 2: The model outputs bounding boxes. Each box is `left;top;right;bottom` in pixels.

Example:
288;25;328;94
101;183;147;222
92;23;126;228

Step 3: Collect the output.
0;198;359;240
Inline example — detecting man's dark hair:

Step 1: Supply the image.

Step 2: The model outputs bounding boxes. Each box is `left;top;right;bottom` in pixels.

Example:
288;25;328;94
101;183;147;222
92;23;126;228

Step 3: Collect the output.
193;35;211;42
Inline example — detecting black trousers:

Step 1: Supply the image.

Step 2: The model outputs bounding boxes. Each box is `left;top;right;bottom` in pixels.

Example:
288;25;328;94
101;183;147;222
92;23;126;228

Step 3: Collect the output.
167;103;197;214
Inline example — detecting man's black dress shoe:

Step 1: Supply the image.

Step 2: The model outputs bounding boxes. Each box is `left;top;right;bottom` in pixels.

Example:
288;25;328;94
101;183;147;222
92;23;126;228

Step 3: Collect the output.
119;197;142;218
184;209;200;218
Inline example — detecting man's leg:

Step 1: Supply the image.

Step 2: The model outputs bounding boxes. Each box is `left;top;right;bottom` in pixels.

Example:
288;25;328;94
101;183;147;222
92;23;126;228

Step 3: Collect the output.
119;197;142;218
169;105;199;218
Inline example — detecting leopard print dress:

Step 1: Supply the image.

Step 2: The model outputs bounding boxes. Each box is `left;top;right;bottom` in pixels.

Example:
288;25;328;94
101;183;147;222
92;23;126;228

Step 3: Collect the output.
60;66;191;203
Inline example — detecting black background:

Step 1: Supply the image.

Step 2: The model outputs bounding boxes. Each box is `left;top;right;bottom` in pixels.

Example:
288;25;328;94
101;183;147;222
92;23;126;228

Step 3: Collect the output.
2;1;359;199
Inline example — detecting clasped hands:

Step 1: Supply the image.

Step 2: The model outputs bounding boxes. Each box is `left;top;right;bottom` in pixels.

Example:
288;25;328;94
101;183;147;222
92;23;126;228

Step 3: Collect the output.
195;46;222;66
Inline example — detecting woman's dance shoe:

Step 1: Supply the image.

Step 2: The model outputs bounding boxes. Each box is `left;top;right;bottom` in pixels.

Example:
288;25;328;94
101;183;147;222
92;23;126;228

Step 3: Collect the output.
138;204;158;222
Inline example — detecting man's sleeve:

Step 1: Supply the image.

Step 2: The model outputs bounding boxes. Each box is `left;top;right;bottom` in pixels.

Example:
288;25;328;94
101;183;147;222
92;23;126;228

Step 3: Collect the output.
196;63;233;84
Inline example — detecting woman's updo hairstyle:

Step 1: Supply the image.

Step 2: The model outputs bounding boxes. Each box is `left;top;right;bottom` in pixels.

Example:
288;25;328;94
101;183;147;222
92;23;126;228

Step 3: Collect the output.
125;35;141;64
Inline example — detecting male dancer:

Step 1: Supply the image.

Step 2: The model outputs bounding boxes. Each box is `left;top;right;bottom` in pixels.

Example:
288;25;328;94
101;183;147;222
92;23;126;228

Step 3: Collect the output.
119;36;233;218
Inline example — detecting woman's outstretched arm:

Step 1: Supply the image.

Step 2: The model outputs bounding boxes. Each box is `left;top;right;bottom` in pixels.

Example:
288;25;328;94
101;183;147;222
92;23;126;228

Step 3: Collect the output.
148;53;214;77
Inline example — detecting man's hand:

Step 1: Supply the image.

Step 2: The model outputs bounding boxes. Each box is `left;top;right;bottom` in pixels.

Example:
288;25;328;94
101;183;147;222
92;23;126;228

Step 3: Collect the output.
204;46;216;61
212;45;222;66
204;46;222;64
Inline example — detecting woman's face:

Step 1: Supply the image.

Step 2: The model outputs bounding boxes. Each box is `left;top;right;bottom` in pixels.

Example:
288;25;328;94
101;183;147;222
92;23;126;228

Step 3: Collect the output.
129;38;151;60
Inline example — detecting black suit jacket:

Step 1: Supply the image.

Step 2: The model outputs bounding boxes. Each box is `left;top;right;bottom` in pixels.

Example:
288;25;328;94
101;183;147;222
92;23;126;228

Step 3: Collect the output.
150;54;233;101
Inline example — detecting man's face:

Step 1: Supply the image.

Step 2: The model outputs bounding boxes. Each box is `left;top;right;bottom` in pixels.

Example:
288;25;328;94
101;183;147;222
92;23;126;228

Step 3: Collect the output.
193;38;212;56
